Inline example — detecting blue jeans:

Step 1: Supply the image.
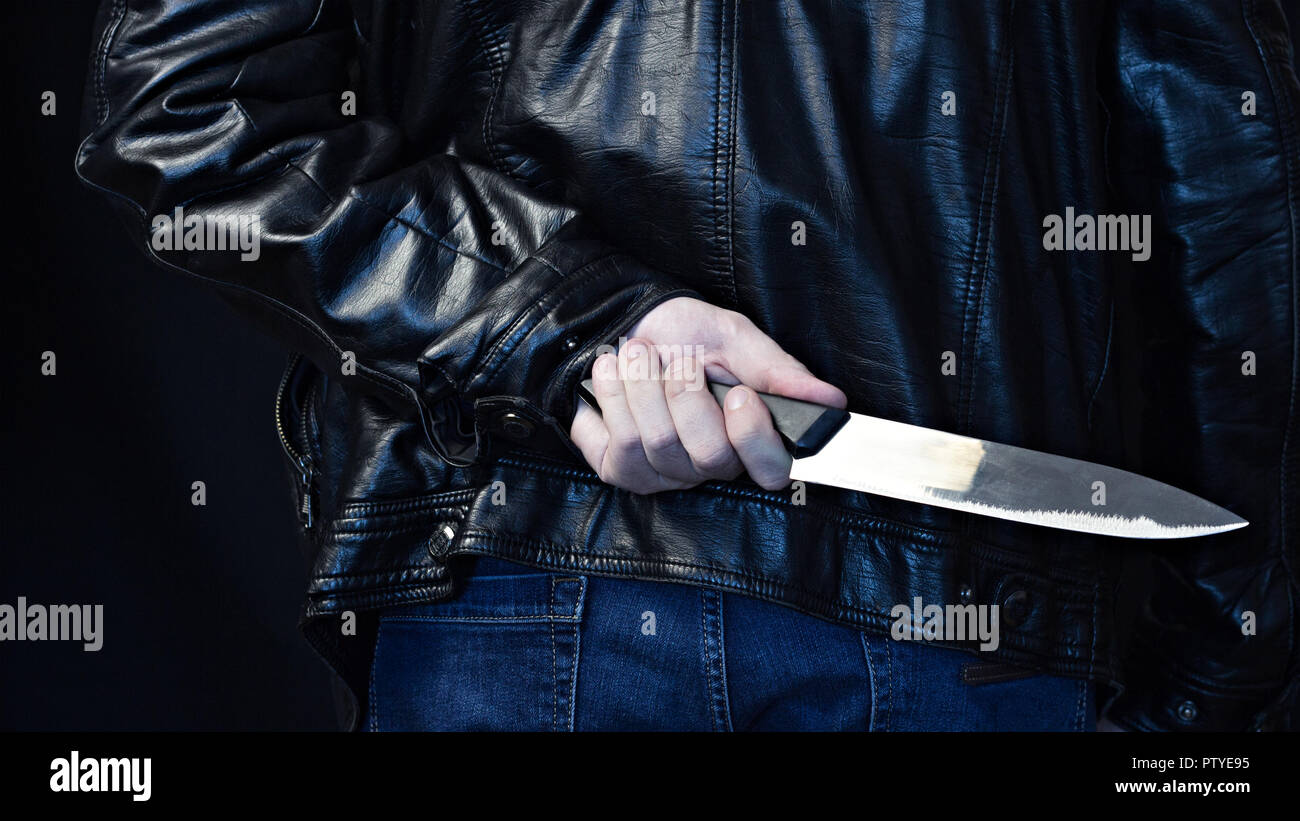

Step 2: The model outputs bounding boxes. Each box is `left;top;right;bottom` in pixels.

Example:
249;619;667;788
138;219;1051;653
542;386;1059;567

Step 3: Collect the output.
363;557;1094;731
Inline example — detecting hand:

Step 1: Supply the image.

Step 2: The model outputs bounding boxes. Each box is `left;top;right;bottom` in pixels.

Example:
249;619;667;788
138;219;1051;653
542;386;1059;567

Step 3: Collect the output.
570;296;846;494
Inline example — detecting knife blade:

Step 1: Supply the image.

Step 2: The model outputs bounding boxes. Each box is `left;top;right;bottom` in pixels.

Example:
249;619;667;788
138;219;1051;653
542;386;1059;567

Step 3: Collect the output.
577;377;1247;539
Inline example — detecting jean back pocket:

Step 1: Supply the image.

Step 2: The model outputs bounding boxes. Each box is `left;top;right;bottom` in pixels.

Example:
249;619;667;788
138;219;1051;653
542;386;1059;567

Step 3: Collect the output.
367;560;586;731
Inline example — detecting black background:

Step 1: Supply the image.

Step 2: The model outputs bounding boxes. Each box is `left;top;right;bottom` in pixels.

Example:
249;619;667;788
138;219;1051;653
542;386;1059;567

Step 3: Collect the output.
4;0;1299;734
2;0;336;730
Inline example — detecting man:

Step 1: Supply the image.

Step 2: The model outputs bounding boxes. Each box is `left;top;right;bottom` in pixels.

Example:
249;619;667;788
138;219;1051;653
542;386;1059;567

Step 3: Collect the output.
77;0;1297;730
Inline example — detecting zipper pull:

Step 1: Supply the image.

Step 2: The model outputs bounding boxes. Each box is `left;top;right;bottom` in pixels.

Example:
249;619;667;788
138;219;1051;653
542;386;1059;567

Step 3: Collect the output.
297;455;317;529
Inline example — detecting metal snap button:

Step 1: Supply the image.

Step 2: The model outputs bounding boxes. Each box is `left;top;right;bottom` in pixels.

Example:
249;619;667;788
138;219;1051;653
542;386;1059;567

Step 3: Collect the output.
428;522;457;557
1001;589;1030;626
1177;700;1198;722
498;411;535;441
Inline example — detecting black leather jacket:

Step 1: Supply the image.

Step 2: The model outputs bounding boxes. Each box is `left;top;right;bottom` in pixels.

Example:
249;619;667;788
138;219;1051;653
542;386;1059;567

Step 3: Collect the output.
77;0;1299;730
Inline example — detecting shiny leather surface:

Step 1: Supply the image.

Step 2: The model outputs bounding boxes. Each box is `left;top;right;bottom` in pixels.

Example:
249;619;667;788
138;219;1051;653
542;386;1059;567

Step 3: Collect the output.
77;0;1298;730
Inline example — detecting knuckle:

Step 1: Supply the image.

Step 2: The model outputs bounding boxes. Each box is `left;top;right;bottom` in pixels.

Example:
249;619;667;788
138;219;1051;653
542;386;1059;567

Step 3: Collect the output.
568;422;588;447
726;418;765;449
726;412;773;451
664;375;690;401
665;361;705;400
607;432;645;462
598;462;635;490
620;340;658;382
691;441;737;475
719;309;752;338
645;454;692;483
642;427;680;456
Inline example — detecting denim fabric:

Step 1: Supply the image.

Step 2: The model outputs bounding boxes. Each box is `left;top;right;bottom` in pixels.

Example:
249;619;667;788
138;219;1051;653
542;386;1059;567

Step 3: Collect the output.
364;557;1094;731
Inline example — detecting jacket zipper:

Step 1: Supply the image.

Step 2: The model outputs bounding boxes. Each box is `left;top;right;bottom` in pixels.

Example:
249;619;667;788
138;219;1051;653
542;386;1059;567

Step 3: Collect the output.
275;353;317;530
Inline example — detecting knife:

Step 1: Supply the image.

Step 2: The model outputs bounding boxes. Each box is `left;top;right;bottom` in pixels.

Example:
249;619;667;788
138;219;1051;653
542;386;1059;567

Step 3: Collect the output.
577;378;1248;539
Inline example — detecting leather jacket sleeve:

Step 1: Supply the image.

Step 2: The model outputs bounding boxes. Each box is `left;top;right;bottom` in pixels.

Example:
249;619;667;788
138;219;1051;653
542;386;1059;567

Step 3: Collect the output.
1099;0;1299;730
75;0;693;464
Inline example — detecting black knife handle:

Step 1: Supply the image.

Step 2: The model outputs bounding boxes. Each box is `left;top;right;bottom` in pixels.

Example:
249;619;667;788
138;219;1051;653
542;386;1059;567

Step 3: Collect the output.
577;378;848;458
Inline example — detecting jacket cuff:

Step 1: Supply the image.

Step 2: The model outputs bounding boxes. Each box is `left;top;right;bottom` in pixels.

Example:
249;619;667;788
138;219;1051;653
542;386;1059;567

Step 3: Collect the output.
417;225;696;465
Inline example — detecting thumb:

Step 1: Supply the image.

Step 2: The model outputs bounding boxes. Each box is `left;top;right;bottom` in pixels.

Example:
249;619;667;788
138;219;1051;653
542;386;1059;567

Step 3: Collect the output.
717;316;847;409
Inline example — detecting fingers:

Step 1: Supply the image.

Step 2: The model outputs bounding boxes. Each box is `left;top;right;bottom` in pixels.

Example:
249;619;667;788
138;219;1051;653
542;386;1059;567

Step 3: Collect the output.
573;356;793;493
573;346;743;494
721;386;793;490
664;357;743;481
586;352;685;493
569;401;608;474
620;340;697;481
716;311;848;409
571;298;846;495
